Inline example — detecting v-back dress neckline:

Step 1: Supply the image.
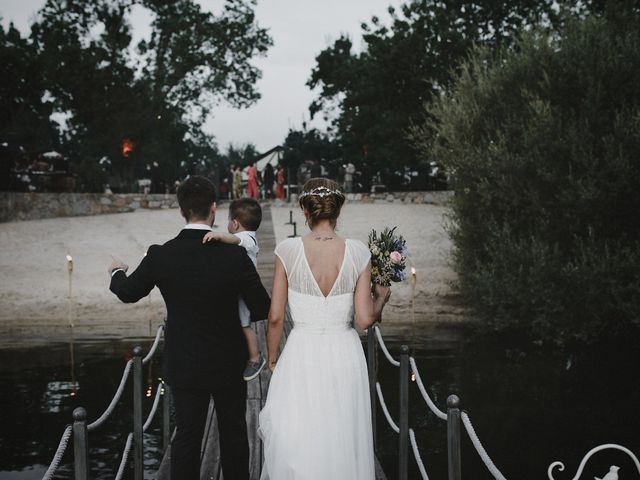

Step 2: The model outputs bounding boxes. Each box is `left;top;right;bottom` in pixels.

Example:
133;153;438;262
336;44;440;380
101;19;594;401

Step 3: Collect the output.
299;237;348;298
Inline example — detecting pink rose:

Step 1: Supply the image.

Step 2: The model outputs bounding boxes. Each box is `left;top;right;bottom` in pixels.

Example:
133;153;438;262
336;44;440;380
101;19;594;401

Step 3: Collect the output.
389;251;402;264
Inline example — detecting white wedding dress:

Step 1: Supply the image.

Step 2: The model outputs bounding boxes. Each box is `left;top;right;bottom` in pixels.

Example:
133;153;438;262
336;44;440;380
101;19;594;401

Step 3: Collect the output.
259;237;375;480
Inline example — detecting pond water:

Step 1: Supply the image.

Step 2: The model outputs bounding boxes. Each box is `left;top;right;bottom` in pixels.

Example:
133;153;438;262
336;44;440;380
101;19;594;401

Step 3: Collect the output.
0;324;638;480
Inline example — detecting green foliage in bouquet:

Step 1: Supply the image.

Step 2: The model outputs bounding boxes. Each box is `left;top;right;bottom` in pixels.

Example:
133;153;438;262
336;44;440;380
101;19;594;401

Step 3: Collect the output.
412;10;640;344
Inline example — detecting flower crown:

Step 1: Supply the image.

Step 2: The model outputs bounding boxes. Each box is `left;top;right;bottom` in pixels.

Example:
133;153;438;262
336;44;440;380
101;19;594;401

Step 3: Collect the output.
299;186;345;199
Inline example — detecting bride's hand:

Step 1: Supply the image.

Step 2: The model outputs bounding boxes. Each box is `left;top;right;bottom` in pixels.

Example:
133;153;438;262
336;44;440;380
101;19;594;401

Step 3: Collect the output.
374;284;391;304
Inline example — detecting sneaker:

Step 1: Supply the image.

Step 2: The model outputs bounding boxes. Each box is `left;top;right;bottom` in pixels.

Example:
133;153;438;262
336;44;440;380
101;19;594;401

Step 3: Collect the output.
243;355;266;381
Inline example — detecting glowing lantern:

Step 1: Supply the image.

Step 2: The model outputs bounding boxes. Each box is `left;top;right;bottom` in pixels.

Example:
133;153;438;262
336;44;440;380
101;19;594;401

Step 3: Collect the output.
122;138;135;157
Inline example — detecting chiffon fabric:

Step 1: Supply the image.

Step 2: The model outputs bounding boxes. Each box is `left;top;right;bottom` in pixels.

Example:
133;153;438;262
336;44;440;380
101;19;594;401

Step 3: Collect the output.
259;237;375;480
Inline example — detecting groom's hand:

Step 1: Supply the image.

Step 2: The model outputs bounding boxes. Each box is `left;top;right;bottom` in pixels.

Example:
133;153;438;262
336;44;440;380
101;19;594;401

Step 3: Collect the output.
109;256;129;276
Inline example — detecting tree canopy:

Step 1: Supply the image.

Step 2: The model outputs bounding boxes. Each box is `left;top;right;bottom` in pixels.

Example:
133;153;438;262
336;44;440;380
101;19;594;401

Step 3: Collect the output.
1;0;271;192
306;0;562;177
412;6;640;343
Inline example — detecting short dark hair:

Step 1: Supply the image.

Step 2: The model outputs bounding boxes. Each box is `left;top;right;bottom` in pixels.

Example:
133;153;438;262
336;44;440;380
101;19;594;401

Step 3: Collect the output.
177;176;217;221
230;198;262;231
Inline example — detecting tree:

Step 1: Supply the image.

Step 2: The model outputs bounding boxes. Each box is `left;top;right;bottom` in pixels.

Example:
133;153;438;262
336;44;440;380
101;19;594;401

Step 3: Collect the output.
0;22;57;152
139;0;272;134
19;0;271;191
412;10;640;344
281;128;341;179
307;1;561;177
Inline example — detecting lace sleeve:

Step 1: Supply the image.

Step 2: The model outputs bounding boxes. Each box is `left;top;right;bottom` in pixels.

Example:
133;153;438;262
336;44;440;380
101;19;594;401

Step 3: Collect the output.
352;240;372;276
274;238;299;275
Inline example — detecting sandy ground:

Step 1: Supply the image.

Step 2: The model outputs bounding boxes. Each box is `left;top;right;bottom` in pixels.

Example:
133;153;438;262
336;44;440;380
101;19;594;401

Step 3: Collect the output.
271;203;467;329
0;203;467;346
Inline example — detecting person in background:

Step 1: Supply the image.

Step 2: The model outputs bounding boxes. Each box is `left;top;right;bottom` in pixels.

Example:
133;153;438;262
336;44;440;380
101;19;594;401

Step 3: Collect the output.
263;163;274;199
233;165;243;199
247;161;259;199
344;162;356;194
227;164;236;199
275;165;286;200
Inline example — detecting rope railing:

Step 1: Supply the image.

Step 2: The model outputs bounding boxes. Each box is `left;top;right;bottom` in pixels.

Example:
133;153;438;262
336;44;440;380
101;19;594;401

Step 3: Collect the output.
114;432;133;480
374;325;400;367
112;379;165;479
409;357;447;421
375;381;400;433
87;360;133;431
461;412;508;480
142;325;164;365
375;375;431;480
41;327;168;480
409;428;429;480
143;381;164;432
370;324;508;480
41;425;72;480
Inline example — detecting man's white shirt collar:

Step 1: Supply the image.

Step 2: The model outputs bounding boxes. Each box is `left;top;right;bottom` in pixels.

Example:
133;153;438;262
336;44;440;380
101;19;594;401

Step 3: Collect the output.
183;223;213;231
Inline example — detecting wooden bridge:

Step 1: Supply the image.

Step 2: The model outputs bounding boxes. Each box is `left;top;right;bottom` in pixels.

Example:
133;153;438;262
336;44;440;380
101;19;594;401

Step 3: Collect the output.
40;206;640;480
156;206;387;479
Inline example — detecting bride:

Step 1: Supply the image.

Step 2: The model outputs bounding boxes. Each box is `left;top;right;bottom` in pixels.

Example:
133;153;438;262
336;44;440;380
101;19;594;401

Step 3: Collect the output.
259;178;391;479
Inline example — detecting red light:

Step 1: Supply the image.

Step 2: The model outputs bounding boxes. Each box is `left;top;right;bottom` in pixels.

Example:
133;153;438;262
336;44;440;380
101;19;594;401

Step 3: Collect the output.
122;138;135;157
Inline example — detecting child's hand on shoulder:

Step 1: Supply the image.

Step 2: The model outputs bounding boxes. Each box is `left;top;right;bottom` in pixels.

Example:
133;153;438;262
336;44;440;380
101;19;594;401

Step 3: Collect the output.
202;232;224;244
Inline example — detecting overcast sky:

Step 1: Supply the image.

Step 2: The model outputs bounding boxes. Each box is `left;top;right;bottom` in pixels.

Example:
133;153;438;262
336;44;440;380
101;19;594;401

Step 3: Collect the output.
1;0;398;152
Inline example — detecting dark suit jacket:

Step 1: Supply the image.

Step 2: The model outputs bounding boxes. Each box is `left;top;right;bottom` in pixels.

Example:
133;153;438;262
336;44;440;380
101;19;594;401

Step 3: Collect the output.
110;228;271;390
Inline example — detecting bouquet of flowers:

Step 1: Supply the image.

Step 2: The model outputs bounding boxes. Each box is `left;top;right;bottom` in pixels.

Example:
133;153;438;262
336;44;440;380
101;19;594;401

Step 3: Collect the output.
368;227;407;286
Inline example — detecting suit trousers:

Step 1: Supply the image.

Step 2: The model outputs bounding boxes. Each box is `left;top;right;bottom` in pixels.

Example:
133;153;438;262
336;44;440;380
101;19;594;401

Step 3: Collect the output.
170;380;249;480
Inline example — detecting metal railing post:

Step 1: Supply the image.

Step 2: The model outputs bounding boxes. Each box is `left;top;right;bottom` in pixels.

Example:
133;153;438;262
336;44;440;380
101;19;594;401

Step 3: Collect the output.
367;327;377;451
288;222;298;238
73;407;89;480
399;345;409;480
162;381;171;451
133;346;144;480
447;394;462;480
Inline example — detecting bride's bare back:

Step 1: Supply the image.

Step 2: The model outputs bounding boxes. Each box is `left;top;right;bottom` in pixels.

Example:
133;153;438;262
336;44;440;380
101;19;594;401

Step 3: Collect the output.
301;234;346;297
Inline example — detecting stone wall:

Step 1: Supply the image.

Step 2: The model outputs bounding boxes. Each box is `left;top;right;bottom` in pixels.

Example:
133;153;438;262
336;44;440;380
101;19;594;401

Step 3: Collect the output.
343;190;453;205
0;192;178;222
0;190;453;222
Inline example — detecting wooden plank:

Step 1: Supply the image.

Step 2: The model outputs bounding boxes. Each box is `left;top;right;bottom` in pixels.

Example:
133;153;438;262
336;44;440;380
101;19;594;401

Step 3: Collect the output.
246;321;261;402
246;398;262;480
255;320;271;405
155;443;171;479
375;456;388;480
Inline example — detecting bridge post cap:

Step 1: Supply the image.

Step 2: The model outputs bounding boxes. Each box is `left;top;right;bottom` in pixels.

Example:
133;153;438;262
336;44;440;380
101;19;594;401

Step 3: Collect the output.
133;345;143;356
400;345;410;354
73;407;87;421
447;394;461;408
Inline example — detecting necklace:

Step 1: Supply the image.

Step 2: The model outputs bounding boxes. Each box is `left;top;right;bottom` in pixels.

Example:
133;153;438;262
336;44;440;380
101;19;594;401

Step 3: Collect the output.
313;236;334;241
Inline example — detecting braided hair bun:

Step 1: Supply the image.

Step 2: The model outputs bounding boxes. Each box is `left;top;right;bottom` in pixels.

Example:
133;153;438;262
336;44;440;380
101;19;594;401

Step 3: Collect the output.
299;178;345;228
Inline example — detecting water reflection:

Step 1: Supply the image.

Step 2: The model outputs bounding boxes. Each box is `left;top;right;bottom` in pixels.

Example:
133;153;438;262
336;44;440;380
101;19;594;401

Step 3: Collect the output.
0;325;638;480
375;324;640;480
0;338;162;480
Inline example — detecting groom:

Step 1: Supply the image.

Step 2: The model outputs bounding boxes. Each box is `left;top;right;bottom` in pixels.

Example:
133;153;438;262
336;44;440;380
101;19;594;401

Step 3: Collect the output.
109;176;271;480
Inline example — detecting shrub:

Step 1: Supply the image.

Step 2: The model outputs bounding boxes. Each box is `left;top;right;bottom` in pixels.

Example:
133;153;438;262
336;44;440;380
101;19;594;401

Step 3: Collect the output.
413;12;640;344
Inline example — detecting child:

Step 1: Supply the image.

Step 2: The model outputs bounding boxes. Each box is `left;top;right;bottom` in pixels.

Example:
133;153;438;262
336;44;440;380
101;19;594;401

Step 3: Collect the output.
203;198;266;380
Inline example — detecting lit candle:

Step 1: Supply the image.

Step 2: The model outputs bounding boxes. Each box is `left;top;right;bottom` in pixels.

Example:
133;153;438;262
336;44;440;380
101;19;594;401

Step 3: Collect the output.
66;254;74;327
